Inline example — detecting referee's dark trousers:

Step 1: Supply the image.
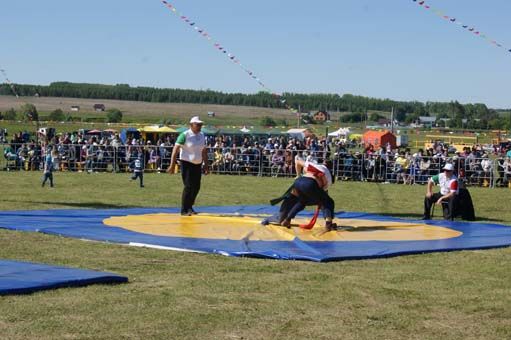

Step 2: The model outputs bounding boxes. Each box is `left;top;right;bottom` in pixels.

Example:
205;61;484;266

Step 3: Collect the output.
180;160;202;213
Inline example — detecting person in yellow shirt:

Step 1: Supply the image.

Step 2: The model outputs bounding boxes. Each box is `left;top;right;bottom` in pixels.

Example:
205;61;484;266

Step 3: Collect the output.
394;151;410;184
212;148;224;172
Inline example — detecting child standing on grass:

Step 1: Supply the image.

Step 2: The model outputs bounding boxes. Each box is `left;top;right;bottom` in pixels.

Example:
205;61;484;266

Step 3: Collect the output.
41;148;54;188
130;156;144;188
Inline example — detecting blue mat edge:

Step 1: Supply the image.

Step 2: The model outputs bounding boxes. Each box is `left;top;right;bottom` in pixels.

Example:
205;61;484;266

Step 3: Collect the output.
0;260;128;296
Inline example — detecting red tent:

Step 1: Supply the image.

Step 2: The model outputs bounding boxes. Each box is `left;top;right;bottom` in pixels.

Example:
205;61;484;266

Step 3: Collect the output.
362;130;396;149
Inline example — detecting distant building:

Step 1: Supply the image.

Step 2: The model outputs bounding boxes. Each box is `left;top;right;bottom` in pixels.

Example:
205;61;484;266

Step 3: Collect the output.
313;110;330;122
70;105;80;112
417;116;437;128
93;104;106;112
362;130;397;149
377;118;392;127
396;134;409;147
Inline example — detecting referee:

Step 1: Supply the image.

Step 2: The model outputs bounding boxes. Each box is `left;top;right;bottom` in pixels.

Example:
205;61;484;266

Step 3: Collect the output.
167;116;209;216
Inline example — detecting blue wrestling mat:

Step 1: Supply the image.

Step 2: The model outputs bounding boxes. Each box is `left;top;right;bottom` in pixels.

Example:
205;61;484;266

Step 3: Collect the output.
0;260;128;295
0;205;510;262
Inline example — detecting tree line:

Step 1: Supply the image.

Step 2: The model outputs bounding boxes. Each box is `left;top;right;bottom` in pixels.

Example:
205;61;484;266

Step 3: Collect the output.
1;82;510;129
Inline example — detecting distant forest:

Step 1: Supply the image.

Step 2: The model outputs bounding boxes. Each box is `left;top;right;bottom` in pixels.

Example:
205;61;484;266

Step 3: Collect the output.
1;82;510;129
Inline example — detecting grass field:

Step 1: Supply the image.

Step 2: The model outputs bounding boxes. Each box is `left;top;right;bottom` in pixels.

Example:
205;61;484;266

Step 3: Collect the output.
1;172;510;339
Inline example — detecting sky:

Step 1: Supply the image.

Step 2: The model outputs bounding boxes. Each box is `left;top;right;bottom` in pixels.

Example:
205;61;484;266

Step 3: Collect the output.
1;0;510;108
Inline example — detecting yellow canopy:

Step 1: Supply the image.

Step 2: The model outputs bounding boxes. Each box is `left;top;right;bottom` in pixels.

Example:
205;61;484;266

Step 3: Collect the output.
156;126;177;133
139;125;177;133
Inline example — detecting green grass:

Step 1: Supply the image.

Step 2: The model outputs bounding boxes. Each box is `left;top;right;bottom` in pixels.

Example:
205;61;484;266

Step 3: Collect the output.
1;173;510;339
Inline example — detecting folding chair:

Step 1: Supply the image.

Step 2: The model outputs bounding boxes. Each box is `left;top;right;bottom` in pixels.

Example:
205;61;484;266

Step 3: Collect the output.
430;200;454;221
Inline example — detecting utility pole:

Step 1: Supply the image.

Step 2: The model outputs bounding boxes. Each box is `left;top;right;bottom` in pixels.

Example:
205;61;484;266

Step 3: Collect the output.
297;104;301;128
390;107;394;134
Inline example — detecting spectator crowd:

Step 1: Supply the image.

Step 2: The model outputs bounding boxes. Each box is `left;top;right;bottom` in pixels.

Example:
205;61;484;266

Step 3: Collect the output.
2;129;511;188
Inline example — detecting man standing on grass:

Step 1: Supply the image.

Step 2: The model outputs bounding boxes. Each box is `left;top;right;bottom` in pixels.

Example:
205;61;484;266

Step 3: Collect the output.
167;116;209;216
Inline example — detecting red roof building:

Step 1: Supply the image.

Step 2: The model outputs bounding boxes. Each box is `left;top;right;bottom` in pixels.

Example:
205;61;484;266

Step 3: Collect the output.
362;130;396;149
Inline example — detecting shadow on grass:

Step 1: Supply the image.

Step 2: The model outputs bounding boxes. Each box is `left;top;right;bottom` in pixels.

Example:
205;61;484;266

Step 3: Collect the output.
0;199;139;209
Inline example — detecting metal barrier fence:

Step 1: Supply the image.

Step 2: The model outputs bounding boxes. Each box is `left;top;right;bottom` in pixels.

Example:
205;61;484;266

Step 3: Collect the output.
209;147;261;176
2;143;511;188
0;143;173;173
380;155;502;187
209;148;329;177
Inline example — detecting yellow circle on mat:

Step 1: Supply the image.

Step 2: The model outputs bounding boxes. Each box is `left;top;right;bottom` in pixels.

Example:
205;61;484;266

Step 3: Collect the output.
103;213;462;242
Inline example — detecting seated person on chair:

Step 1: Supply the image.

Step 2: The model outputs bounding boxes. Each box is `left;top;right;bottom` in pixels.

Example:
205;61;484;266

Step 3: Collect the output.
423;163;458;220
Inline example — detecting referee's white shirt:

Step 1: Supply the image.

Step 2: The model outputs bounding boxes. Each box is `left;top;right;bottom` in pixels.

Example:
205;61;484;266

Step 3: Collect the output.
176;129;206;165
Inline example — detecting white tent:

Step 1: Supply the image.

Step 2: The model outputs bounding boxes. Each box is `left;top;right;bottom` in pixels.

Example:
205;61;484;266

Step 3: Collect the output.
286;128;309;141
240;126;250;133
286;128;308;134
328;127;351;137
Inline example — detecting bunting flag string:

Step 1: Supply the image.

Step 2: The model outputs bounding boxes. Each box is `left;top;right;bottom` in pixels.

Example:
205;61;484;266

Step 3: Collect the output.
412;0;511;55
0;67;20;98
160;1;300;116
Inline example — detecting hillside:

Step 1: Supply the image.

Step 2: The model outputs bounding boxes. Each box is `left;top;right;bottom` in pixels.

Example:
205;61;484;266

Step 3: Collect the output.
0;95;299;125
